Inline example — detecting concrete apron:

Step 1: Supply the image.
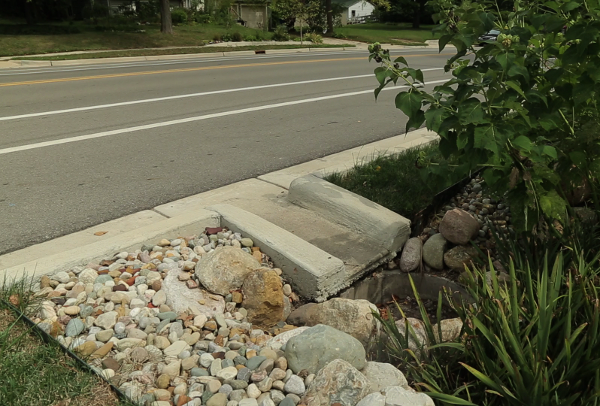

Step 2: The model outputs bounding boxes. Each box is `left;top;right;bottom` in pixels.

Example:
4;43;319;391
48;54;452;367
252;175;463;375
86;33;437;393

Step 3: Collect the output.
0;128;439;301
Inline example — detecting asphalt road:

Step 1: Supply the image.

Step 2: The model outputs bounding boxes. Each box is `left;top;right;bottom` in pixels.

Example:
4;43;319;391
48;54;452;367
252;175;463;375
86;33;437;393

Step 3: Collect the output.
0;48;453;256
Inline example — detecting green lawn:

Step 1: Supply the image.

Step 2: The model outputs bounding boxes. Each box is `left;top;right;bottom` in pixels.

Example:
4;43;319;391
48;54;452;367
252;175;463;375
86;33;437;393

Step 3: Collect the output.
334;22;439;45
0;20;274;57
14;44;348;60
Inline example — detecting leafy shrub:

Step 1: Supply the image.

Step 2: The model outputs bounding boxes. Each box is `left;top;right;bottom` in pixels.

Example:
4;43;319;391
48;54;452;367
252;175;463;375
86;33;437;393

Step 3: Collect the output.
272;25;290;41
170;8;188;25
368;0;600;233
194;13;211;23
221;32;232;42
231;31;243;42
305;32;322;43
377;249;600;406
332;31;347;39
212;33;222;42
244;35;257;41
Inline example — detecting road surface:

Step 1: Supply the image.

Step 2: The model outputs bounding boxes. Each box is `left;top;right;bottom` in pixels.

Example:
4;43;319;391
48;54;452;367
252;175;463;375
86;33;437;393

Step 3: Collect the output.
0;48;453;255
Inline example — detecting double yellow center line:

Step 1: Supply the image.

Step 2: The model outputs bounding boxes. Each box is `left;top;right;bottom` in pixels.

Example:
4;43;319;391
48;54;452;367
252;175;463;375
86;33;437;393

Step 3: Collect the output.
0;52;451;88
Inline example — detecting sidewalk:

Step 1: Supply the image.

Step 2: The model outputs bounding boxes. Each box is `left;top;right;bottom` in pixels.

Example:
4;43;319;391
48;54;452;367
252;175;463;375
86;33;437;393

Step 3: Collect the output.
0;38;438;69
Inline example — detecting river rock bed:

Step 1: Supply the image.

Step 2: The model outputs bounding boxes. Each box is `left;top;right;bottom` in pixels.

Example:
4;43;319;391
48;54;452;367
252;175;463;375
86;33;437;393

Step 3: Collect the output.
31;227;438;406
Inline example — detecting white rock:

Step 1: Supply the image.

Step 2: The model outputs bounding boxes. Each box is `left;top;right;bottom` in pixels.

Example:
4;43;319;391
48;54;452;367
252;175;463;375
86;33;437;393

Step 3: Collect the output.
164;340;190;357
216;366;238;381
356;392;386;406
53;271;71;284
152;290;167;306
79;268;99;285
382;386;434;406
130;298;145;309
247;384;261;399
94;311;118;330
362;362;408;392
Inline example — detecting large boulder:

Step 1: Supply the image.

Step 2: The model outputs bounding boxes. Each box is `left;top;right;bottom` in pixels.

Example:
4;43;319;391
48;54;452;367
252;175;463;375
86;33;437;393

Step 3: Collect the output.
362;362;408;392
162;268;225;317
242;268;285;329
438;209;480;245
286;298;379;346
285;325;366;374
422;234;448;270
195;246;261;296
399;238;422;273
302;359;371;406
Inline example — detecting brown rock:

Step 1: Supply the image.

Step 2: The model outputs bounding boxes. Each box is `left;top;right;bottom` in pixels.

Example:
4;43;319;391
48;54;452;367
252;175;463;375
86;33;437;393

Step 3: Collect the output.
91;342;114;359
286;298;379;346
186;280;198;289
205;227;223;235
177;395;192;406
152;280;162;291
196;246;261;296
74;341;97;356
204;320;217;331
40;275;52;289
438;209;480;245
443;246;479;272
112;284;128;292
156;373;170;389
242;268;284;329
231;291;243;304
102;357;120;371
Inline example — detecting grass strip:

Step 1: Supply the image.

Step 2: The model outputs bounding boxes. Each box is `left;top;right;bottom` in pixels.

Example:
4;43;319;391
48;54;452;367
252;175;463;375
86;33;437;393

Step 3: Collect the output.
324;141;460;220
0;280;134;406
13;44;350;61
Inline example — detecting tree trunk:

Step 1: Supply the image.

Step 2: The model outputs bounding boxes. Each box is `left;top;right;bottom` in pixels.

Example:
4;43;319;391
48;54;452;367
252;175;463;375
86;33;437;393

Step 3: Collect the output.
326;0;333;34
412;0;425;29
24;0;35;25
161;0;173;34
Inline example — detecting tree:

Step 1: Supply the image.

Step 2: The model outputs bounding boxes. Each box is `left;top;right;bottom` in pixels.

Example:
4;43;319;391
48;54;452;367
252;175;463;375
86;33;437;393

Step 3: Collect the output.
377;0;432;28
160;0;172;33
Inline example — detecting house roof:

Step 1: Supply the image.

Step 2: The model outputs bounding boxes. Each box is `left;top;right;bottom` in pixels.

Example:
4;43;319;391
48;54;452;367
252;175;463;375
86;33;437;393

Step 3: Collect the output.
333;0;370;8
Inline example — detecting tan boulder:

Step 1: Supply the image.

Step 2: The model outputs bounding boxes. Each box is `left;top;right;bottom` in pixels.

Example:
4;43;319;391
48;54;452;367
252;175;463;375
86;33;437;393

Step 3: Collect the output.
242;268;284;329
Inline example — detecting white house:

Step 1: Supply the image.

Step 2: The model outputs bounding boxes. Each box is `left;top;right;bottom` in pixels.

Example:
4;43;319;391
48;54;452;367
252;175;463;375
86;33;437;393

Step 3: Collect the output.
337;0;375;25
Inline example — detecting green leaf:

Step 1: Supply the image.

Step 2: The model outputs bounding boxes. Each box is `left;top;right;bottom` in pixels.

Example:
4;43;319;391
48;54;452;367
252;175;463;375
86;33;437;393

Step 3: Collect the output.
569;151;587;167
406;110;426;132
542;145;557;159
474;125;499;155
561;1;581;12
394;56;408;66
512;135;533;152
497;53;515;71
539;189;567;221
395;91;423;117
457;131;470;149
374;67;388;85
439;34;453;52
458;98;486;125
505;81;527;99
424;106;446;132
478;11;496;32
508;65;530;83
427;393;478;406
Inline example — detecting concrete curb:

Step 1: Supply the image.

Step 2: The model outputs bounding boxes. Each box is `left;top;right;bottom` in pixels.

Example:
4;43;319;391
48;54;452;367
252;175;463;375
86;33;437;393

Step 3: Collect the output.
288;174;411;253
1;209;219;285
0;129;438;291
207;203;346;301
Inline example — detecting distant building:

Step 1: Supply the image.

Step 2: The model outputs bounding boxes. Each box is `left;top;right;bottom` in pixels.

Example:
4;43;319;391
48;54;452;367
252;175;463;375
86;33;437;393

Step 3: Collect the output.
335;0;375;25
230;0;271;30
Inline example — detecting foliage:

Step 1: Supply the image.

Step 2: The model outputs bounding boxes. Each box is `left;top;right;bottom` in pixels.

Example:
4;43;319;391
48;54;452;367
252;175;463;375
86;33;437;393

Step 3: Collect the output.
368;0;600;232
231;31;243;41
325;141;462;220
170;8;189;25
272;0;339;32
194;13;212;23
377;0;435;27
305;32;323;43
273;25;291;41
377;248;600;406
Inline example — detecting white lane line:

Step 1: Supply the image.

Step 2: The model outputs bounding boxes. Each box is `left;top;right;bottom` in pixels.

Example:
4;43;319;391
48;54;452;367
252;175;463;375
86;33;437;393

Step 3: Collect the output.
0;79;447;156
0;68;444;121
0;50;369;76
